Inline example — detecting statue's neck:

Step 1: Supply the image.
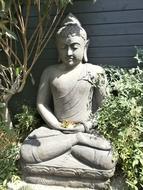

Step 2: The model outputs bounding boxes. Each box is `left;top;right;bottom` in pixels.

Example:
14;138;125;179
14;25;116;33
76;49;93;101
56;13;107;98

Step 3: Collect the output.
61;62;82;72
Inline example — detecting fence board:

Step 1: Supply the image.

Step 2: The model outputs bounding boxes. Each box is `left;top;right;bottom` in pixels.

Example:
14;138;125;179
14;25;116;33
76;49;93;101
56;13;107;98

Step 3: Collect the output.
84;22;143;36
27;10;143;28
89;57;138;68
90;34;143;47
69;0;143;13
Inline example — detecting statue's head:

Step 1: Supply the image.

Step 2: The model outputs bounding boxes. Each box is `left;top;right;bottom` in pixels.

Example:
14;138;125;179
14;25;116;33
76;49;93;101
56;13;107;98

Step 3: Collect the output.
56;13;89;68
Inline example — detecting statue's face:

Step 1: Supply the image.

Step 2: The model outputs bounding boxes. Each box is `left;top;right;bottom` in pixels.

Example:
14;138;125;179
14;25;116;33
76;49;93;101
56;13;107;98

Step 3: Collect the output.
57;35;86;68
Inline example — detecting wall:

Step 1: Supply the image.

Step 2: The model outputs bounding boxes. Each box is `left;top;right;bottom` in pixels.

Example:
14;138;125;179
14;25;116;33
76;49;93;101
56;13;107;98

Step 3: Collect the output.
32;0;143;68
66;0;143;67
7;0;143;109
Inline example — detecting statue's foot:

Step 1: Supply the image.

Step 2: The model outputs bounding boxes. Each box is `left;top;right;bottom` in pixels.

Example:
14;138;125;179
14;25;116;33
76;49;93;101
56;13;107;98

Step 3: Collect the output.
77;132;111;150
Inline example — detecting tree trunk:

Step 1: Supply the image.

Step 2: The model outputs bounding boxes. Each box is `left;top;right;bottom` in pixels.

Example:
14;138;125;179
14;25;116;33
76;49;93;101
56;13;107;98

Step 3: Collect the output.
0;102;13;128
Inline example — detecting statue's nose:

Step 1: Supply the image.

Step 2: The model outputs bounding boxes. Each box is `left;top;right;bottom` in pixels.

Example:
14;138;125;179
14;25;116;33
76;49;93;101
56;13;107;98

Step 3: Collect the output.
67;47;73;56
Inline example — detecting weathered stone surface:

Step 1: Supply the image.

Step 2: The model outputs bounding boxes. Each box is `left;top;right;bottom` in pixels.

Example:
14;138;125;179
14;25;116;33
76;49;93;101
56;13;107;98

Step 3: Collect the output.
26;185;94;190
7;175;127;190
22;164;114;189
20;13;116;189
21;150;114;189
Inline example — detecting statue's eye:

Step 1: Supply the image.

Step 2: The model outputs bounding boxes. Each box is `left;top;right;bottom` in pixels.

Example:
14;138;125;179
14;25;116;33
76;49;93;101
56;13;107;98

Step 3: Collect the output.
72;44;79;50
73;46;78;50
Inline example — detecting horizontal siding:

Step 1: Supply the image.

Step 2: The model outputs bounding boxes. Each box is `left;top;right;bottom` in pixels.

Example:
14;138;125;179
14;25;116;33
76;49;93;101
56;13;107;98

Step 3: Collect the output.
84;22;143;36
89;57;137;67
22;1;143;67
28;22;143;36
27;10;143;28
70;0;143;12
25;0;143;16
90;34;143;47
72;10;143;25
69;1;143;67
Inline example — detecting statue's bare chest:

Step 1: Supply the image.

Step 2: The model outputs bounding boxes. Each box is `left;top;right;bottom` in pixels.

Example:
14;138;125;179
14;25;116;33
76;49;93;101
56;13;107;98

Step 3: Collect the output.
50;67;92;98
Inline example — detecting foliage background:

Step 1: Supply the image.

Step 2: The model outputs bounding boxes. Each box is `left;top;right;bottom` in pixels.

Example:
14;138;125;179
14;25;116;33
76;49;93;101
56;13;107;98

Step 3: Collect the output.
96;62;143;190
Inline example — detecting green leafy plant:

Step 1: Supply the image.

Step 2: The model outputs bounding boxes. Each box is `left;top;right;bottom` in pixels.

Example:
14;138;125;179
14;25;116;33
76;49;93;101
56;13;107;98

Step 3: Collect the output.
15;105;42;141
95;65;143;190
0;121;20;188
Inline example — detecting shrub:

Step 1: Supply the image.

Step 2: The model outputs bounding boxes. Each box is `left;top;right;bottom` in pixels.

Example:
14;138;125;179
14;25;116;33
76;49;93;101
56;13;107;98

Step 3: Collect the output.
0;122;20;188
96;66;143;190
15;105;42;141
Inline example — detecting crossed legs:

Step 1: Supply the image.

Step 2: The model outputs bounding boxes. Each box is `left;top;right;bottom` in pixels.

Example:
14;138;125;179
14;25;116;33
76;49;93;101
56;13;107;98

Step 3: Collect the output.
21;127;115;170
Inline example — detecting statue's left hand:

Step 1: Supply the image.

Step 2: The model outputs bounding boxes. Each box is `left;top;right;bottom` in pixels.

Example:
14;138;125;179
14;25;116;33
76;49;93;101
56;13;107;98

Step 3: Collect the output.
62;123;85;133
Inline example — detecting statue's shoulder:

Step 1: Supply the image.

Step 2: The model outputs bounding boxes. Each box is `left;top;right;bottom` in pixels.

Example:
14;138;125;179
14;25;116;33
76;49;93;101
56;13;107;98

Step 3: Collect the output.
85;63;105;75
40;64;60;82
42;64;60;76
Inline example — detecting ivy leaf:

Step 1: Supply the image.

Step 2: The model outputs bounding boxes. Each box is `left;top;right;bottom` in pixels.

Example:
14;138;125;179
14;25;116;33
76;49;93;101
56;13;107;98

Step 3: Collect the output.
136;126;143;132
132;159;139;168
139;158;143;166
138;142;143;148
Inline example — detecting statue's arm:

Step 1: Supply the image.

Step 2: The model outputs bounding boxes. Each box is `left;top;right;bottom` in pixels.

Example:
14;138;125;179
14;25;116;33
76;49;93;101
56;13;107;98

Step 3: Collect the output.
37;69;63;130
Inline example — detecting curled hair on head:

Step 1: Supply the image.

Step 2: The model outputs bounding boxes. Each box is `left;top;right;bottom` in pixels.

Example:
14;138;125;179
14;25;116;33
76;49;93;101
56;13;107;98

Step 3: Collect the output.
56;13;87;41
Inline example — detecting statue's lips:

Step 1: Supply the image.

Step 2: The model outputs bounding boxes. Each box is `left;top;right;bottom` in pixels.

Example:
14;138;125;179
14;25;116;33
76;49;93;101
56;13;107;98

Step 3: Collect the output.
67;58;73;62
66;57;74;61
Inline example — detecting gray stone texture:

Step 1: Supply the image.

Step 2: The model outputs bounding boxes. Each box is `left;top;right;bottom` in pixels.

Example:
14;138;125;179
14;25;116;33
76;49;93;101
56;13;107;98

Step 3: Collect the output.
20;14;116;189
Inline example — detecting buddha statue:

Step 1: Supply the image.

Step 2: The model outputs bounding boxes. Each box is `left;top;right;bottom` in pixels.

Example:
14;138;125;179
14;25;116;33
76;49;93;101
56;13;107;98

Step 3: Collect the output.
20;13;116;189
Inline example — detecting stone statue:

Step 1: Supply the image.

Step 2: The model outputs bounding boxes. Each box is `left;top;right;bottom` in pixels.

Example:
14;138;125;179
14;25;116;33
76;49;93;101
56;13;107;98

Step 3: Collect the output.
20;13;116;189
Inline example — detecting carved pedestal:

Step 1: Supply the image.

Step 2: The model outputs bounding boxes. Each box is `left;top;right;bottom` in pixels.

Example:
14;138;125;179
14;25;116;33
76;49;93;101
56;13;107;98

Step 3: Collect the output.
21;152;115;190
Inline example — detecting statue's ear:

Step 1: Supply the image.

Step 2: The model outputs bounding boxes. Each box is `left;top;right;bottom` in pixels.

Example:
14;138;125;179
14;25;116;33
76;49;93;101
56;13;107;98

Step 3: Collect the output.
83;39;90;63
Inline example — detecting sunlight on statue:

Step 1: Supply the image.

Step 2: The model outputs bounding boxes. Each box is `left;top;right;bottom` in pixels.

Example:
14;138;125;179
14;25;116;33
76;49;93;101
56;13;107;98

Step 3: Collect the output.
20;13;116;172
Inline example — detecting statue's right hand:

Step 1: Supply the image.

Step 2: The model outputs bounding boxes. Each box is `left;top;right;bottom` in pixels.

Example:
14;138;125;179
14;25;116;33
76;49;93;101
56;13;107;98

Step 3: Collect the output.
61;123;85;133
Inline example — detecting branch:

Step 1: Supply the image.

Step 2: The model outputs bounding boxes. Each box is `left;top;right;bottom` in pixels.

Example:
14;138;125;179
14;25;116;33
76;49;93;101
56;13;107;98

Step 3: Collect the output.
13;0;24;32
26;9;65;75
0;39;22;67
38;8;65;57
0;68;11;89
28;29;39;60
27;15;46;47
15;29;25;59
27;0;53;49
28;2;53;61
25;0;31;31
39;12;59;49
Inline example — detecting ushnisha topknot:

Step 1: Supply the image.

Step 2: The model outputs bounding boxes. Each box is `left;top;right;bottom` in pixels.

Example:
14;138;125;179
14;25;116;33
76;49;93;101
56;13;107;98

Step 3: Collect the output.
56;13;87;41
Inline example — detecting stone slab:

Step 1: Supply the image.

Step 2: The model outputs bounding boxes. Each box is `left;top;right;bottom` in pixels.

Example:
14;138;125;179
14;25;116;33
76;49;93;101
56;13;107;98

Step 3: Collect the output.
25;184;96;190
8;182;96;190
7;177;127;190
21;161;114;189
21;151;115;189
